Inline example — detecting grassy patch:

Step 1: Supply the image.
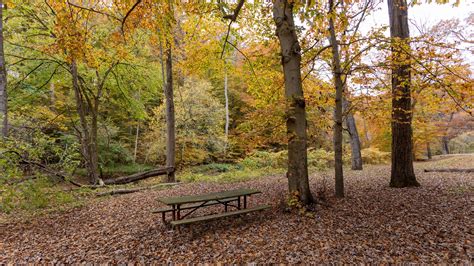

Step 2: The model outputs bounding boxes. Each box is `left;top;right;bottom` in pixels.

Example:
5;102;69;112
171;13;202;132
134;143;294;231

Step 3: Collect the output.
178;166;285;183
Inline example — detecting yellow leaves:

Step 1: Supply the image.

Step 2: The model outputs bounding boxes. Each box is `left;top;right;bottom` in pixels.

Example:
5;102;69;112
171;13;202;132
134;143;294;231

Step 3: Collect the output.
4;0;14;8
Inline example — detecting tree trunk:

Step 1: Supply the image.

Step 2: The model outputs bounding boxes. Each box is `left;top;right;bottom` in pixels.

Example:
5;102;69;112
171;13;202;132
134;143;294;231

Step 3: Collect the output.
388;0;419;187
426;142;432;159
70;60;100;184
133;123;139;163
164;45;176;182
273;0;313;204
344;99;363;170
441;136;450;155
224;64;229;155
328;0;344;197
0;2;7;139
441;112;454;154
362;116;370;144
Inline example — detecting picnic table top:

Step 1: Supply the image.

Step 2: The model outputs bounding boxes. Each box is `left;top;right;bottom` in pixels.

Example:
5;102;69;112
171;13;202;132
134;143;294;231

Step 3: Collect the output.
157;188;261;205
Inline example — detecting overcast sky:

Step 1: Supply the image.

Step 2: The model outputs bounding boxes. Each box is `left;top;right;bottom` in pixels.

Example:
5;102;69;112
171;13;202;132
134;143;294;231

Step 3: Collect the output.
362;0;473;35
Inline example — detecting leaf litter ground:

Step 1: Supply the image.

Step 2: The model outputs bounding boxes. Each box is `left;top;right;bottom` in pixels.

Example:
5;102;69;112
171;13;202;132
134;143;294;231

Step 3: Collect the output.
0;155;472;263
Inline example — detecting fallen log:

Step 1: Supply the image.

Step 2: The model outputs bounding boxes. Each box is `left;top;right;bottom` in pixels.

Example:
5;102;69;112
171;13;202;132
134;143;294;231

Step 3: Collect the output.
96;182;179;197
103;167;174;185
424;168;474;173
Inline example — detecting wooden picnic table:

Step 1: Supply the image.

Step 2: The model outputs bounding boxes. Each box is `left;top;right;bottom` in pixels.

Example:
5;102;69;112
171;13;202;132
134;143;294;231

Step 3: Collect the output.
155;188;269;227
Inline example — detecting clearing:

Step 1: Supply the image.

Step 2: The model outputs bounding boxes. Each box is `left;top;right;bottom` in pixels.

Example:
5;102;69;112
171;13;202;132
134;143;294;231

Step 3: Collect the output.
0;155;472;263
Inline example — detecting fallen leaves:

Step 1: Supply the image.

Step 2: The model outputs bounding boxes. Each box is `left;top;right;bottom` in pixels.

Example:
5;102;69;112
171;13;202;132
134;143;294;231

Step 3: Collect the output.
0;155;472;263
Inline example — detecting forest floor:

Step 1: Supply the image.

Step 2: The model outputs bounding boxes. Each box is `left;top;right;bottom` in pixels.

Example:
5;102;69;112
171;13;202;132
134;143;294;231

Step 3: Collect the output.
0;155;473;263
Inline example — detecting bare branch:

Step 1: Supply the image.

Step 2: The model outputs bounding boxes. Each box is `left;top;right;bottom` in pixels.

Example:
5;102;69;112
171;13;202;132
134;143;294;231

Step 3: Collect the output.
121;0;142;33
220;0;246;59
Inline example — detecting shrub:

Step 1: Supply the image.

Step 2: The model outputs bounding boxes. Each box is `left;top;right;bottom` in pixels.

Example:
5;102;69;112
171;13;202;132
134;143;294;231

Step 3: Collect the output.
449;132;474;154
0;177;76;214
361;148;390;164
308;149;334;170
98;142;133;167
240;150;287;169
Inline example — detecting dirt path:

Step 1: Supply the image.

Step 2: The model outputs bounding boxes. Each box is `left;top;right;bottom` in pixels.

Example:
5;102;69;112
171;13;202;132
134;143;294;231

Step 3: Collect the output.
1;155;473;263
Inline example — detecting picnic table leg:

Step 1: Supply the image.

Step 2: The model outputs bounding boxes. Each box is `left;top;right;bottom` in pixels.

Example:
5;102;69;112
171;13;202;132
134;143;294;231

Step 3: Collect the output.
224;202;228;212
177;204;181;220
172;205;176;221
244;195;247;209
161;212;166;224
238;196;241;210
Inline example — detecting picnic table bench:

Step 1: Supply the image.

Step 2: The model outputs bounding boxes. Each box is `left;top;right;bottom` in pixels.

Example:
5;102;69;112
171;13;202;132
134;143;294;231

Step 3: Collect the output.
153;188;270;227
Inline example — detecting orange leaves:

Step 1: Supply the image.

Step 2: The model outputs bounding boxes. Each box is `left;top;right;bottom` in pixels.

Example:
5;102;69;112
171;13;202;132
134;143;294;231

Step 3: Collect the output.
1;156;473;263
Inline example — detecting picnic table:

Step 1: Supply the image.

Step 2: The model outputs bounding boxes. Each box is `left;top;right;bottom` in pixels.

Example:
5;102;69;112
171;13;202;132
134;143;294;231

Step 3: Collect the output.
154;188;270;227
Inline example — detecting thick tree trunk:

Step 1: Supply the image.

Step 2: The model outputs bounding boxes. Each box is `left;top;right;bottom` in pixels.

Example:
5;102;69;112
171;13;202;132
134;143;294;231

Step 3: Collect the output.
328;0;344;197
344;99;363;170
388;0;419;187
164;46;176;182
273;0;313;204
70;60;100;184
0;2;7;139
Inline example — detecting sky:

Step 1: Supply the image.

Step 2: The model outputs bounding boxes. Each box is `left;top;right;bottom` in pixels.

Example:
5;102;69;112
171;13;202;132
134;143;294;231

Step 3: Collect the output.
361;0;473;67
362;0;473;35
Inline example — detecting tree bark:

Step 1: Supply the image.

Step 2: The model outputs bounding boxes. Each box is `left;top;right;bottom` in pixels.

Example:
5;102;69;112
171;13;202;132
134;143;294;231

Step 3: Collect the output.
133;123;139;163
224;63;229;154
273;0;313;204
328;0;344;197
441;112;454;154
426;142;432;159
362;116;370;144
164;45;176;182
441;136;450;155
70;60;100;184
344;99;363;170
388;0;419;187
0;2;7;139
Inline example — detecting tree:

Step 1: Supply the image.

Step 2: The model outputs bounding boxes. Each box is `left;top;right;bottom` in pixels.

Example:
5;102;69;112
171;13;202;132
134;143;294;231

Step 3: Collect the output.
164;43;175;182
344;99;363;170
0;0;7;138
387;0;419;187
273;0;313;204
224;60;229;154
328;0;344;197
